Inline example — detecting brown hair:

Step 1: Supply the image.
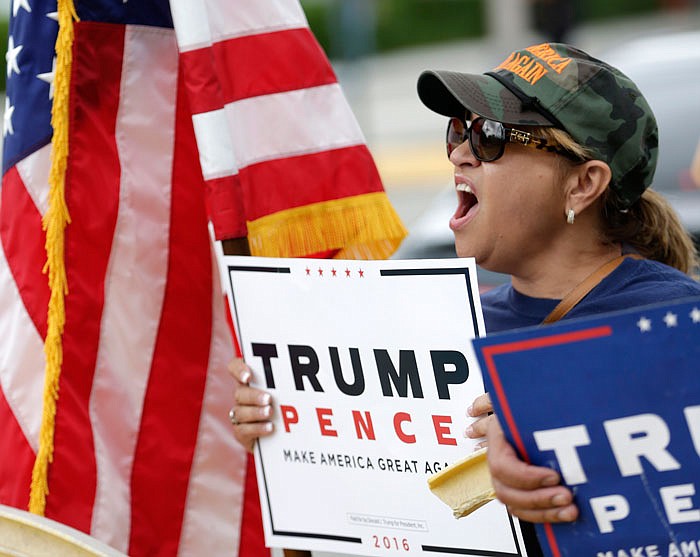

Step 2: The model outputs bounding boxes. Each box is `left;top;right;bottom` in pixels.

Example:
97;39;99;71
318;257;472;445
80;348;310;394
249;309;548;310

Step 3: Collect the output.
538;127;699;276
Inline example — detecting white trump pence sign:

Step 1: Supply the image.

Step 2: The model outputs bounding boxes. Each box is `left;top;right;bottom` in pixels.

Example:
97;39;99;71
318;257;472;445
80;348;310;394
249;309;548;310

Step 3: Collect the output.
223;256;527;556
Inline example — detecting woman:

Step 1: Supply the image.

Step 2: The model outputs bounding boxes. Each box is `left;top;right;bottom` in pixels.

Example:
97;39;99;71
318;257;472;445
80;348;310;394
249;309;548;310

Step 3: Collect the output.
229;42;700;554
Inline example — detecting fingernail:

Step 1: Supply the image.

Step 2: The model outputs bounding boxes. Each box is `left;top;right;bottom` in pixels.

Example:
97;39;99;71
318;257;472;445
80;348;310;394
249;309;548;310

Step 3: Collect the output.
557;507;576;522
465;426;474;438
240;370;251;384
552;493;569;506
467;405;473;417
262;405;272;418
541;475;559;487
259;393;271;405
262;422;273;433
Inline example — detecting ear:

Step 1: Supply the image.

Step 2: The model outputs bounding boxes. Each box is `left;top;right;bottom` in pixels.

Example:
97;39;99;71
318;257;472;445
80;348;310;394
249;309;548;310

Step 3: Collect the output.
563;160;612;217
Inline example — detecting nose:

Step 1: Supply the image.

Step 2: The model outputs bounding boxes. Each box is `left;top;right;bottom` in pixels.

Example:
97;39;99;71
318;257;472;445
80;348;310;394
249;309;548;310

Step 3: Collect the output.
449;138;479;168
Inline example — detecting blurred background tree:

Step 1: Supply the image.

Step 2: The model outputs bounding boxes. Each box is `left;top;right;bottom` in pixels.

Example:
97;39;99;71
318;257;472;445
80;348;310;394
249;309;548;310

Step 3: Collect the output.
301;0;662;61
0;0;678;89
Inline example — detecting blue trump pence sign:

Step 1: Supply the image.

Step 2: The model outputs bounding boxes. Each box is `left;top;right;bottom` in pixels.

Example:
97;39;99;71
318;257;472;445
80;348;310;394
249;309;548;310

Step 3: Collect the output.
473;297;700;557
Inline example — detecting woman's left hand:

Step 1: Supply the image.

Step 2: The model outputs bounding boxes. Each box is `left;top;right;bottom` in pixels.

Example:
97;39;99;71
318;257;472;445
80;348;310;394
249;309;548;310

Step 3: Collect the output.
465;392;493;449
487;416;579;523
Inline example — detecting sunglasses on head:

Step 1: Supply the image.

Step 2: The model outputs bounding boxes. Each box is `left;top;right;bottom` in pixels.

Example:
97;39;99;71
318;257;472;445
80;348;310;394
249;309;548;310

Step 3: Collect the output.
446;116;581;162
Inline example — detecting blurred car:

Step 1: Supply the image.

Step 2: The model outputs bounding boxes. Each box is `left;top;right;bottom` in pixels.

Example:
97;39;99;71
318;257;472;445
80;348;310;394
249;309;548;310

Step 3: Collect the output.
393;31;700;288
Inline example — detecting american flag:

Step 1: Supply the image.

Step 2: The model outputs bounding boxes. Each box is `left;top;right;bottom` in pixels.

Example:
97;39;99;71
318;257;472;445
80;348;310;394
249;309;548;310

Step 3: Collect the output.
170;1;405;257
0;0;405;555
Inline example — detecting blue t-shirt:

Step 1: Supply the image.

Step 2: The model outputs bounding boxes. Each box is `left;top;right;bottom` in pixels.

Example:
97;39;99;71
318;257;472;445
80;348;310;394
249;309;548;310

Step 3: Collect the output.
481;257;700;333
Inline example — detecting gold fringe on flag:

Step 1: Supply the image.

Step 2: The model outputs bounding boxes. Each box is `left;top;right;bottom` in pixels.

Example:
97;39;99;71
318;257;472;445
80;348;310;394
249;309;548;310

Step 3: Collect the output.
247;192;408;260
29;0;79;516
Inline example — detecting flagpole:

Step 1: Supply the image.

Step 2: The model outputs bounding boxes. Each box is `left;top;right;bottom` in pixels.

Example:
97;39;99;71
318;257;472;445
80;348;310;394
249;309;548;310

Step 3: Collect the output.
221;239;312;557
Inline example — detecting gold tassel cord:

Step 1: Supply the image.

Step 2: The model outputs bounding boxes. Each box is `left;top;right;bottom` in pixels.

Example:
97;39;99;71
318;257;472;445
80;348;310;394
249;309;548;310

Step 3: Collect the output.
29;0;79;516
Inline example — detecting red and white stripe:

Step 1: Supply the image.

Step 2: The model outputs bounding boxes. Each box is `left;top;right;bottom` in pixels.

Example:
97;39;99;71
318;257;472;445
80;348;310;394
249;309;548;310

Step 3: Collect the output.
170;0;382;240
0;146;51;511
0;21;247;556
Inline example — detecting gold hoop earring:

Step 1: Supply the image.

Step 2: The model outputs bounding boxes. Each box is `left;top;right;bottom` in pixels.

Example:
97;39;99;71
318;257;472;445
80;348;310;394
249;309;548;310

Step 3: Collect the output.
566;209;575;225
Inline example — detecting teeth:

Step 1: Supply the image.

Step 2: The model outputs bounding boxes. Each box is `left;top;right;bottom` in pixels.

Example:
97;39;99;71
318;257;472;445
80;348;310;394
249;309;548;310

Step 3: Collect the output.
456;184;473;194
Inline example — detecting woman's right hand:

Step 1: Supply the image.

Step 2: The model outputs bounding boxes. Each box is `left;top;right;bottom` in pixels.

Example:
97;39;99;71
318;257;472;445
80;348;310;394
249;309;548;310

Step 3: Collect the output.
465;392;494;449
228;358;275;452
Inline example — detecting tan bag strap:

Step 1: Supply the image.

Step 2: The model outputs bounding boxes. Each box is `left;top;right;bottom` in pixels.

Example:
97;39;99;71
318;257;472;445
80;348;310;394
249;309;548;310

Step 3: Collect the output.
542;253;642;324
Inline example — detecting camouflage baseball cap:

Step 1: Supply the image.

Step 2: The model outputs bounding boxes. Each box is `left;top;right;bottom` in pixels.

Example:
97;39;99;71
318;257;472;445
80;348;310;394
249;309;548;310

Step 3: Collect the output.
417;42;658;207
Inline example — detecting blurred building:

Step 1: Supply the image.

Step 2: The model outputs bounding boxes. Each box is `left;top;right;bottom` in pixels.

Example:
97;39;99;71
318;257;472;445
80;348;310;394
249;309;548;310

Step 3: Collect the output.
485;0;532;49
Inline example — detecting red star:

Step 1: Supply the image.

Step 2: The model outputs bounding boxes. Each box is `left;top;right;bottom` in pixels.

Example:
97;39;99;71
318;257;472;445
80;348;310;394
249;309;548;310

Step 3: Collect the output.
345;268;351;277
331;268;337;277
306;267;311;276
318;268;324;276
358;269;364;278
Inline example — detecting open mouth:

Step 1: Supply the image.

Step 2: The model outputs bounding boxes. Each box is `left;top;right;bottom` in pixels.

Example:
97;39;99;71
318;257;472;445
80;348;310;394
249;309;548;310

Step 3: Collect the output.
452;183;479;224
